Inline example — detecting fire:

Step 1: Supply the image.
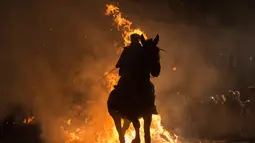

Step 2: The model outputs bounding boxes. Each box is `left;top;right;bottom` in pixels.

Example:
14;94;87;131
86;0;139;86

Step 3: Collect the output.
105;4;147;47
104;69;120;91
23;116;35;124
104;4;179;143
63;4;180;143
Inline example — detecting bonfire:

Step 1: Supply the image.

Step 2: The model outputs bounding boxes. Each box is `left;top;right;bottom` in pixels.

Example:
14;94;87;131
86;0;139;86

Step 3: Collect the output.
62;4;180;143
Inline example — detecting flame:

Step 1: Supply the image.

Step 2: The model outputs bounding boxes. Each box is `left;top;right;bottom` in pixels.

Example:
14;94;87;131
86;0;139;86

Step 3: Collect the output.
105;4;147;47
104;4;179;143
63;4;180;143
66;118;71;126
104;70;120;91
172;67;177;71
23;116;35;124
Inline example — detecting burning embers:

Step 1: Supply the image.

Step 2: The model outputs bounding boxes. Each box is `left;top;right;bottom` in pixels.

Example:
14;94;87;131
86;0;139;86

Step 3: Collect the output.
23;116;35;124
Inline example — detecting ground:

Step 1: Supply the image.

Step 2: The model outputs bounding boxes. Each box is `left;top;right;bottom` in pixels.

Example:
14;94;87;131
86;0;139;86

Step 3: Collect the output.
0;123;254;143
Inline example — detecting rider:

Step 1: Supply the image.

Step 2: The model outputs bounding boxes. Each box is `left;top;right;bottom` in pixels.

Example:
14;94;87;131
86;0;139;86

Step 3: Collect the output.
116;34;148;79
114;33;157;114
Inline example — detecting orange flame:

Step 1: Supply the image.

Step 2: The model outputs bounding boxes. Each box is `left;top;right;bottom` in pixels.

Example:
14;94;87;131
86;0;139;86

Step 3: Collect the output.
23;116;35;124
63;4;180;143
104;70;120;91
104;4;179;143
105;4;147;47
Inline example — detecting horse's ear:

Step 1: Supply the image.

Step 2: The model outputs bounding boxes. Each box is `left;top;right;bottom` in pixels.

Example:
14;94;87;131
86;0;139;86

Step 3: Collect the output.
153;34;159;45
140;34;146;44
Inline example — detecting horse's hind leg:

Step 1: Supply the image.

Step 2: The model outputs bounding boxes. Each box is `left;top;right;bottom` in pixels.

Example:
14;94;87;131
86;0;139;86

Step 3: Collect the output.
143;114;152;143
131;119;141;143
122;119;131;133
112;115;125;143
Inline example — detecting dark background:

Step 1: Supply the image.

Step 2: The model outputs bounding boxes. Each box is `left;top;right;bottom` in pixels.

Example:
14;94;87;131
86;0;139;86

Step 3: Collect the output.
1;0;255;142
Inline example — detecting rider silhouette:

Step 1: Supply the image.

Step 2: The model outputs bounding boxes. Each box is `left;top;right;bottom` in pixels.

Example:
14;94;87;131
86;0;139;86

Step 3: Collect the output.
114;33;157;114
116;34;149;79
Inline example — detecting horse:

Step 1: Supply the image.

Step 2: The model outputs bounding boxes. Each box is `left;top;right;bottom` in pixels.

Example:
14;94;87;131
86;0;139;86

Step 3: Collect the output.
107;34;161;143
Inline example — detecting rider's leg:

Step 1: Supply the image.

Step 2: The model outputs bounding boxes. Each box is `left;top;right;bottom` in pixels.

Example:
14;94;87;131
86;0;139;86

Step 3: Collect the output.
144;114;152;143
122;119;131;133
112;115;125;143
132;119;141;143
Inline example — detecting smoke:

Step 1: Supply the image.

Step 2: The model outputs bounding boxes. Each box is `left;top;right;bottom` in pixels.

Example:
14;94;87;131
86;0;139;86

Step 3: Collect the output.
116;0;255;138
1;0;255;142
0;0;120;142
137;21;220;136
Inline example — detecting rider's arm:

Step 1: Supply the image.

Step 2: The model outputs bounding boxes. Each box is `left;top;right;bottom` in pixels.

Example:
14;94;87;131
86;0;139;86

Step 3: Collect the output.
116;47;127;68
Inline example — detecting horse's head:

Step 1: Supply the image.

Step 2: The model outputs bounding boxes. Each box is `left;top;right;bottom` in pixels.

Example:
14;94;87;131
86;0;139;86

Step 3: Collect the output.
140;34;160;55
140;34;161;77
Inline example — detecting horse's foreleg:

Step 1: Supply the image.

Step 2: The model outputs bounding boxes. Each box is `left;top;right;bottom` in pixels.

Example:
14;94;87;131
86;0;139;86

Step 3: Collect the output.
112;115;125;143
132;119;141;143
122;119;131;133
143;114;152;143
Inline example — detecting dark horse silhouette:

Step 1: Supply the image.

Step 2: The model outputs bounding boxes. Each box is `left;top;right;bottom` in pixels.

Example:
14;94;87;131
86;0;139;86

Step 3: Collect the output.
107;34;161;143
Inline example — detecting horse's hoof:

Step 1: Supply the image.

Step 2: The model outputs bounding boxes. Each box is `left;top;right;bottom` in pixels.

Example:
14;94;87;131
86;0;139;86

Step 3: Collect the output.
131;138;141;143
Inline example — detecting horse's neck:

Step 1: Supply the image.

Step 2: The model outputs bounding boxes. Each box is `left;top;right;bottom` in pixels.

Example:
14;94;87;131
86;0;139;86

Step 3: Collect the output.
150;58;161;77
